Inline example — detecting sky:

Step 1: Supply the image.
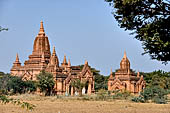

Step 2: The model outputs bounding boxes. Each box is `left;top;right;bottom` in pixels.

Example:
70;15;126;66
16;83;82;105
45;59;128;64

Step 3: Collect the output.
0;0;169;75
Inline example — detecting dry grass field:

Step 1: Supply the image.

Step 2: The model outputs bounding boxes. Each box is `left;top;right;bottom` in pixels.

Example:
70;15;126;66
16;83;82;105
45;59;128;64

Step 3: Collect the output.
0;94;170;113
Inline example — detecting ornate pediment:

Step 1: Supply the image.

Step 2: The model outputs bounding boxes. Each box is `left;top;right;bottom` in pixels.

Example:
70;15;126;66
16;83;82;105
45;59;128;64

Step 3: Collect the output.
136;75;144;85
22;70;33;81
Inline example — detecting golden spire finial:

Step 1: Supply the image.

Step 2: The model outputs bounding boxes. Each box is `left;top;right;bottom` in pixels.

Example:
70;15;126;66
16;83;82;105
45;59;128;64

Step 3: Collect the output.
39;20;45;34
85;60;88;65
123;51;127;59
16;53;19;62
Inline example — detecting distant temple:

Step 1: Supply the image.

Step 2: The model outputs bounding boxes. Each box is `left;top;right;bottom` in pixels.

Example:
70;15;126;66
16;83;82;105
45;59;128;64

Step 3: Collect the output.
108;52;145;94
10;21;95;95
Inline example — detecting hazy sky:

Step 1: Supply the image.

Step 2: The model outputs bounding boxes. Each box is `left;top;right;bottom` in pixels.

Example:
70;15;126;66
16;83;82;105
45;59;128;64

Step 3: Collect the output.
0;0;169;75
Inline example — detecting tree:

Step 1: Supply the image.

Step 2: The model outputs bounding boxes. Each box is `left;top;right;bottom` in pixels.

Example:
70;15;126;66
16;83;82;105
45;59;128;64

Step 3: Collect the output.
0;72;37;94
143;70;170;89
0;26;8;32
132;86;168;104
105;0;170;64
7;76;26;94
95;74;109;91
0;73;11;94
0;29;35;110
70;79;86;96
24;80;37;93
0;72;36;110
36;70;55;96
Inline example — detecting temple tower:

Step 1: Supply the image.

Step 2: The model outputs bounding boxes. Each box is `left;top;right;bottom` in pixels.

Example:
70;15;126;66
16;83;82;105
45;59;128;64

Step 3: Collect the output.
120;51;130;70
12;53;21;67
24;21;51;66
61;55;68;68
10;21;95;95
49;46;59;67
108;51;145;94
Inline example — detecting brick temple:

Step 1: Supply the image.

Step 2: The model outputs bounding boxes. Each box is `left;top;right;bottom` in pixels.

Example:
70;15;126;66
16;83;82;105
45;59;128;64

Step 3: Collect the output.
108;52;146;94
10;21;95;95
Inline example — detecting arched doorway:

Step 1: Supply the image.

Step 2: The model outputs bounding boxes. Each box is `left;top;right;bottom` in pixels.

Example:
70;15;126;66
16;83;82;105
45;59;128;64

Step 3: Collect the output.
85;81;89;94
69;85;71;95
115;86;119;90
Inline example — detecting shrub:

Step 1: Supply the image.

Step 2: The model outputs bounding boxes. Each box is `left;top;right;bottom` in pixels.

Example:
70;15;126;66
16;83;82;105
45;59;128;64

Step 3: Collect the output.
131;96;145;103
7;76;25;94
96;89;108;101
0;72;37;95
24;80;37;93
70;79;86;96
37;70;55;96
132;86;168;104
112;90;131;100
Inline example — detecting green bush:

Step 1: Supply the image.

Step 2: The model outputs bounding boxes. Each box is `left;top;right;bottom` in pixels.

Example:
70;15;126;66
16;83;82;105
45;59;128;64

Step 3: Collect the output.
112;90;131;100
96;89;109;101
37;70;55;96
131;97;145;103
0;72;37;95
132;86;168;104
24;80;37;93
7;76;25;94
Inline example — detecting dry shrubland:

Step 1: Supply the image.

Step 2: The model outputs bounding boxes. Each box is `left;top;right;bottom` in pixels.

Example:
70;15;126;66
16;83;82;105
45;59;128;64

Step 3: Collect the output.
0;94;170;113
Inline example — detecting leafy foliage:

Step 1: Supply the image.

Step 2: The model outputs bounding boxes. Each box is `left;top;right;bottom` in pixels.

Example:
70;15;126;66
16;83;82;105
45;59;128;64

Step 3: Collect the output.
0;73;36;94
70;79;86;96
132;70;170;104
105;0;170;63
0;72;36;110
96;89;109;100
143;70;170;89
7;76;26;94
0;26;8;32
132;86;168;104
24;80;37;93
0;95;35;110
95;73;109;91
112;90;131;100
36;70;55;96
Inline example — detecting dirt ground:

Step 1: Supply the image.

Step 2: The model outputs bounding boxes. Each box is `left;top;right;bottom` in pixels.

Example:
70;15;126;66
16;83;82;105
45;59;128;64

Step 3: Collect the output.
0;95;170;113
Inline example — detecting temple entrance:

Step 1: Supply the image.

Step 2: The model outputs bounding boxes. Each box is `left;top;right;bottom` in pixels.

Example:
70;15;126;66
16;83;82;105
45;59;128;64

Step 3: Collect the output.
69;85;71;95
85;81;89;94
115;86;120;90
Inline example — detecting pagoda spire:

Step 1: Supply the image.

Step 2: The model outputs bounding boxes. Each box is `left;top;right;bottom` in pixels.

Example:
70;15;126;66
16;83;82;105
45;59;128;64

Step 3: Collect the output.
109;68;113;79
85;60;88;65
120;51;130;69
39;20;45;35
63;55;67;64
50;46;59;67
52;46;56;56
16;53;20;63
13;53;21;67
61;54;68;67
110;68;113;75
123;51;127;59
68;59;71;67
